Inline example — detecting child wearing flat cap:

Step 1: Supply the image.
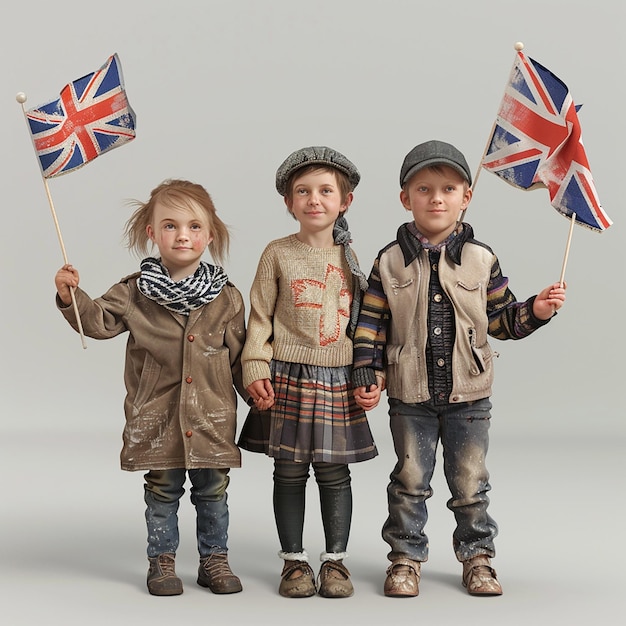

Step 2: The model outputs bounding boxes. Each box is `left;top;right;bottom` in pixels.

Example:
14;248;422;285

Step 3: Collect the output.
352;140;567;597
238;146;377;598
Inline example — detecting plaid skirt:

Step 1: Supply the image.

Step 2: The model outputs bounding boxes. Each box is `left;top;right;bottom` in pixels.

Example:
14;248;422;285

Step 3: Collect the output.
238;360;378;464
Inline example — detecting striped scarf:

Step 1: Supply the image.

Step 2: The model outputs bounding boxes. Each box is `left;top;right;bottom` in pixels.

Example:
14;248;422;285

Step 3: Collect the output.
137;257;228;315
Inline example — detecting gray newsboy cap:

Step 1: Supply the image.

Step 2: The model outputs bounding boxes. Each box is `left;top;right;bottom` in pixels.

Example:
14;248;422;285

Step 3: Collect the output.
275;146;360;196
400;140;472;187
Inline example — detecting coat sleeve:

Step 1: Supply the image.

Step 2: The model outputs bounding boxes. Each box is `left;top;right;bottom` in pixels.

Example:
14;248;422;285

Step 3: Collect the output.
56;282;132;340
223;285;251;404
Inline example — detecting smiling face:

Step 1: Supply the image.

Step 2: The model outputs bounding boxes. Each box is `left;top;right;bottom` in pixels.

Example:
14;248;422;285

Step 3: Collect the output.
284;168;352;247
400;164;472;245
146;200;213;281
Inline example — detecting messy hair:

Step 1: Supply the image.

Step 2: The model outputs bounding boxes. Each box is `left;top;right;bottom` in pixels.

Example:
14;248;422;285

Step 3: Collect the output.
124;179;230;266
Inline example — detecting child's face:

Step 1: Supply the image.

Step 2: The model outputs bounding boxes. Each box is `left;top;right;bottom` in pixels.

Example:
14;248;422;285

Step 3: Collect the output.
146;200;213;281
285;169;352;240
400;165;471;245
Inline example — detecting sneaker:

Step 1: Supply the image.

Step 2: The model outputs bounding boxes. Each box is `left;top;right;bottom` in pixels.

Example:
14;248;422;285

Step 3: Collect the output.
317;560;354;598
197;553;242;594
279;560;316;598
384;558;421;597
462;555;502;596
147;553;183;596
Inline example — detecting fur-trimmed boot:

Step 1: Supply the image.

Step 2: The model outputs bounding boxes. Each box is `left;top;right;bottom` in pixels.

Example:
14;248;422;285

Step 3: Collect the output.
317;556;353;598
278;552;316;598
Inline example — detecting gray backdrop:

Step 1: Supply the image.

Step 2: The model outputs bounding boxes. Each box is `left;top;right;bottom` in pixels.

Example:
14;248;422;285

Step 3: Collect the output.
1;1;623;624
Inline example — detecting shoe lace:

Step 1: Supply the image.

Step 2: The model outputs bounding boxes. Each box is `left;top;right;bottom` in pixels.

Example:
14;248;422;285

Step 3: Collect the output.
156;554;177;576
202;554;232;577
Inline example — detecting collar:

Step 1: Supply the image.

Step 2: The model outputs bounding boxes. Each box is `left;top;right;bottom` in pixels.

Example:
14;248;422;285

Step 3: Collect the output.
396;221;475;267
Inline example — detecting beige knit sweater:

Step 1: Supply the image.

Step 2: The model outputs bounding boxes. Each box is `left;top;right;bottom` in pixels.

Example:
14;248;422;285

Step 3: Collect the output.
242;234;356;388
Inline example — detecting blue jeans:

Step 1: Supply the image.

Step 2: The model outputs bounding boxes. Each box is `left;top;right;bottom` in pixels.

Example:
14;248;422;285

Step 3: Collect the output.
382;397;498;563
144;468;230;558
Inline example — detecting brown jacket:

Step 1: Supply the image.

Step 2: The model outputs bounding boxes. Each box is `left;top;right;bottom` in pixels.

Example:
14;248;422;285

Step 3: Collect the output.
58;274;248;471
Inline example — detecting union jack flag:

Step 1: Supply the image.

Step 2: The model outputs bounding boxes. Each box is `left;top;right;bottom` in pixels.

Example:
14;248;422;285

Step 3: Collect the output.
482;50;611;231
25;53;136;178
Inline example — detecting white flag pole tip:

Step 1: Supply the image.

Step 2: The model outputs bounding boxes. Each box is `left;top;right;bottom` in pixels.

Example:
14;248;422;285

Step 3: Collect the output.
16;92;27;104
514;42;524;51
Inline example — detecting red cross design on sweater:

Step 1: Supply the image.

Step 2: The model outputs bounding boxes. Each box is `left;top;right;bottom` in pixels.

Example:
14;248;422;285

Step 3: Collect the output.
291;264;351;346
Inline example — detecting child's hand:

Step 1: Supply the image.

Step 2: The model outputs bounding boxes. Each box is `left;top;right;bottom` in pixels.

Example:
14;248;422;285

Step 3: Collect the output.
354;379;383;411
246;379;275;411
55;264;80;306
533;281;567;320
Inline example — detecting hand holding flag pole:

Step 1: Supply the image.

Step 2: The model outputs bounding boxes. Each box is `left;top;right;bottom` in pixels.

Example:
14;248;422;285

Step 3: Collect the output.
472;41;611;289
17;53;137;349
16;90;87;349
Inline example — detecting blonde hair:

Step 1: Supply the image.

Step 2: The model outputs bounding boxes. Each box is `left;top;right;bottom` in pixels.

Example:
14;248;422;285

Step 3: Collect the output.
124;179;230;266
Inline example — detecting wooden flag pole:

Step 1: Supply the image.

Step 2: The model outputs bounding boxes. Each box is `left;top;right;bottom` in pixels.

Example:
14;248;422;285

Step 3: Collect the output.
16;92;87;349
559;212;576;288
461;41;526;223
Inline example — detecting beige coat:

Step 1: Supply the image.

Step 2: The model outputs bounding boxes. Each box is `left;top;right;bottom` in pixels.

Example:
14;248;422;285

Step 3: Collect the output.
58;274;247;471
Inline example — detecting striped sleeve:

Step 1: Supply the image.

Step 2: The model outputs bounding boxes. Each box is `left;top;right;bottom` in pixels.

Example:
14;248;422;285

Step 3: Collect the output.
487;255;550;340
352;257;390;385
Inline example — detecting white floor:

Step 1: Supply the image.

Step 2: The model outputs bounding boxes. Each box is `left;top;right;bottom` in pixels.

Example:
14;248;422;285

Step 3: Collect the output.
2;428;622;626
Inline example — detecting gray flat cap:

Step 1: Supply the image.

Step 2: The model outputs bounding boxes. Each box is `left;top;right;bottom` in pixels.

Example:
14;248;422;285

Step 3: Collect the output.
275;146;360;196
400;140;472;187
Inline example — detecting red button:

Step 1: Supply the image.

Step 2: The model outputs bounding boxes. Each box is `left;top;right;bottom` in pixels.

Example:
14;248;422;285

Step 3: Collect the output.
187;335;194;342
186;376;193;384
185;430;192;437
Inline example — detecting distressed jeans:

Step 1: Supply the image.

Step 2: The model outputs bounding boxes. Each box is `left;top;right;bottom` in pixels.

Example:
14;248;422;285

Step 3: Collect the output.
144;468;230;558
382;397;498;563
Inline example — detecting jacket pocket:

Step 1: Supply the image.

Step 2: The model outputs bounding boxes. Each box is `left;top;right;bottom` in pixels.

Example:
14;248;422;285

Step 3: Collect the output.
205;346;235;404
133;353;161;413
386;344;402;365
386;343;420;394
389;277;414;296
468;328;493;375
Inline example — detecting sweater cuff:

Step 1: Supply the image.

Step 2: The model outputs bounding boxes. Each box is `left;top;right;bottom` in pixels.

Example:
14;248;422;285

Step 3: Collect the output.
242;360;272;390
352;367;378;389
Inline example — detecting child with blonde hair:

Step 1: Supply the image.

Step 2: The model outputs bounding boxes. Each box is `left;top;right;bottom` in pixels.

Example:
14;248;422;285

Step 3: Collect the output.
55;179;248;596
353;141;567;597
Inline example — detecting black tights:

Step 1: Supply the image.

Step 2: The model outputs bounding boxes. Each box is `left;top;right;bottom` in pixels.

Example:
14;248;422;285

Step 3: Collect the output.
273;459;352;555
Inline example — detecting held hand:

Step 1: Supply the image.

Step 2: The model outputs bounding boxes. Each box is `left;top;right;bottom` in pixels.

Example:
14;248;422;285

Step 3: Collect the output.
55;264;80;306
246;379;275;411
354;384;382;411
533;281;567;320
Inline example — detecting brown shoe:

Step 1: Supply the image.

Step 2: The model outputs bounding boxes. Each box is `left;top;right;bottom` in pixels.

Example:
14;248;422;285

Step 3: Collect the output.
384;558;421;597
197;553;242;594
462;555;503;596
317;560;354;598
147;553;183;596
279;560;316;598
